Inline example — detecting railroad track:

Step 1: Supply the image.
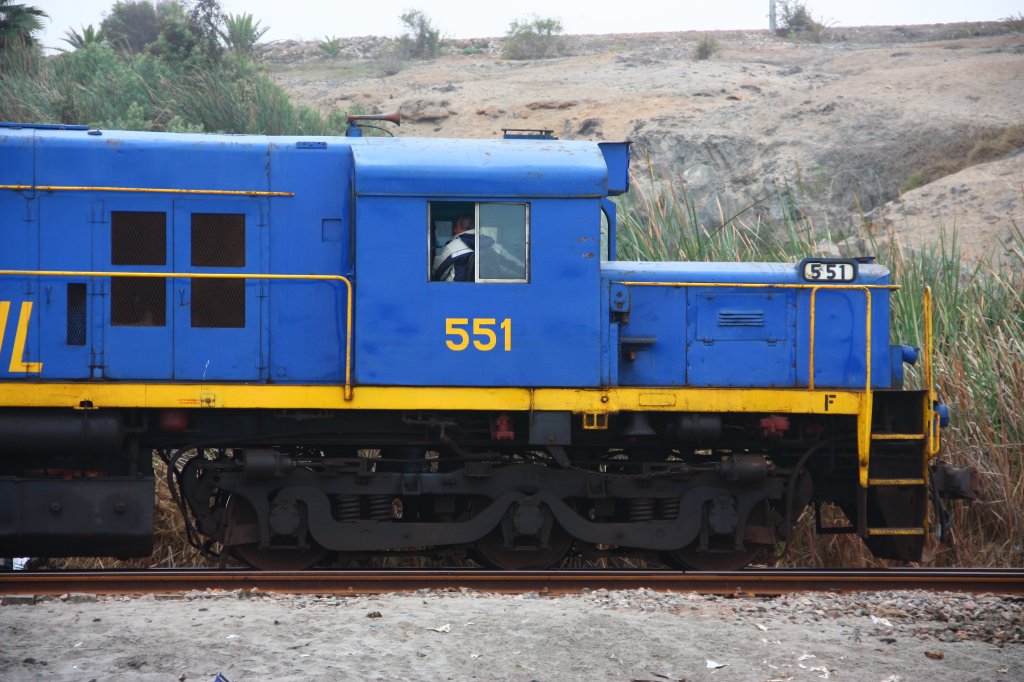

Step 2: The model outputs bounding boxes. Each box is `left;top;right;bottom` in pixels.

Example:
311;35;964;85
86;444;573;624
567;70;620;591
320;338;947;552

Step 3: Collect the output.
2;568;1022;597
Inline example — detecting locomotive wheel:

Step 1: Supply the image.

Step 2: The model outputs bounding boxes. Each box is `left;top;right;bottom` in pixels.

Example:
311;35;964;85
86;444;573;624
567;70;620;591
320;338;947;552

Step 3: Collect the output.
227;497;328;571
666;504;769;571
471;499;573;570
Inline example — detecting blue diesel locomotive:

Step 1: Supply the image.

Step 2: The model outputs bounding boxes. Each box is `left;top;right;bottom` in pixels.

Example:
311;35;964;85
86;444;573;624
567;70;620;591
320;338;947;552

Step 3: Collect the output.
0;119;973;569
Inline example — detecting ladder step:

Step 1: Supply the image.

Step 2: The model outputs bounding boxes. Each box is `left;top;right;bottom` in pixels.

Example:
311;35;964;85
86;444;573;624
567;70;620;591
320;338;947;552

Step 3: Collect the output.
871;433;924;441
868;478;926;486
867;527;925;536
817;526;857;535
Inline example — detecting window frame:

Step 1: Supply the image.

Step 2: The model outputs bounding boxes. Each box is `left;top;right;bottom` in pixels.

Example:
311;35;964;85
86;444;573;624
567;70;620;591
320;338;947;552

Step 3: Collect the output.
429;201;530;284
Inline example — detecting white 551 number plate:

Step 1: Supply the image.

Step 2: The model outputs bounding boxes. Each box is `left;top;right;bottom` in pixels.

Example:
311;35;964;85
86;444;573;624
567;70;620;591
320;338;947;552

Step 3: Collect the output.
798;258;858;283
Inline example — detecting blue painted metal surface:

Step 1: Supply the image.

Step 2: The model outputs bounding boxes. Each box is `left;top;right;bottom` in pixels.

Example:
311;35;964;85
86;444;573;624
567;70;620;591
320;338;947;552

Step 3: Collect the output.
353;195;603;386
0;122;89;130
598;142;630;196
602;262;895;389
264;139;352;383
351;138;609;198
1;125;902;393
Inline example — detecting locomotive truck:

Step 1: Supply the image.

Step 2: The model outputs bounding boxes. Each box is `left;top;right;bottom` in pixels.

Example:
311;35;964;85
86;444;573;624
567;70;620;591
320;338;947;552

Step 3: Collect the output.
0;118;974;570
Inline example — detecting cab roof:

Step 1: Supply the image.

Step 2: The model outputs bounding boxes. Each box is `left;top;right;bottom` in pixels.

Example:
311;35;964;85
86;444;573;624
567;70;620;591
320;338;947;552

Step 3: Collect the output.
351;137;615;198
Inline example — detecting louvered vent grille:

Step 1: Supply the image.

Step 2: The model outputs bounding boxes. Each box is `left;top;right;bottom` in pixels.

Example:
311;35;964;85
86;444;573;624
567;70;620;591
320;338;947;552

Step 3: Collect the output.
718;311;765;327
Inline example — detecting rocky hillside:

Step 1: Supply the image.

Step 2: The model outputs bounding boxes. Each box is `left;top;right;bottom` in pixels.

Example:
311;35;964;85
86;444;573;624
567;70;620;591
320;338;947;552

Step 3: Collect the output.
266;24;1024;264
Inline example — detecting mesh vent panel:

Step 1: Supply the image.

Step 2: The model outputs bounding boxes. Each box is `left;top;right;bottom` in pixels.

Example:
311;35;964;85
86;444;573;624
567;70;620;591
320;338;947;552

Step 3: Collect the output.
66;283;87;345
111;211;166;265
192;213;245;267
111;277;166;326
192;279;245;328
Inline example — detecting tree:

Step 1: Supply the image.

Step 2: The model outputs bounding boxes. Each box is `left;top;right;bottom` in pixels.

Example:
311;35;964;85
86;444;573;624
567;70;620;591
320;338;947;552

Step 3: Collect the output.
0;0;47;50
148;0;201;61
183;0;224;61
219;12;269;57
100;0;225;63
100;1;160;53
503;17;566;60
775;0;827;41
397;9;440;59
61;24;104;51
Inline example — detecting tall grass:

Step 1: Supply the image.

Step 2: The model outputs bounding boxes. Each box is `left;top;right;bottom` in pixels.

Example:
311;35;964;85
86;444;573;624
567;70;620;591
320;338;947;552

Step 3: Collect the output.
618;174;1024;567
892;229;1024;567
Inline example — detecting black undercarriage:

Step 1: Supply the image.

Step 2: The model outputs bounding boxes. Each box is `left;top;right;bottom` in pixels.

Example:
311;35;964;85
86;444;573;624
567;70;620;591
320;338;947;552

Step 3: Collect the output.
0;398;975;570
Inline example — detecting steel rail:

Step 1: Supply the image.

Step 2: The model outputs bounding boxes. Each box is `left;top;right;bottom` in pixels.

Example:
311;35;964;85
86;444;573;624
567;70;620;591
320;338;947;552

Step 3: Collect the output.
2;569;1022;597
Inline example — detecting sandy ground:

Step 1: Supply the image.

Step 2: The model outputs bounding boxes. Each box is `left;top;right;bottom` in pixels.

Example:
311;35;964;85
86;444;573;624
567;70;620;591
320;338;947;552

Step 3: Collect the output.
267;26;1024;265
2;588;1021;681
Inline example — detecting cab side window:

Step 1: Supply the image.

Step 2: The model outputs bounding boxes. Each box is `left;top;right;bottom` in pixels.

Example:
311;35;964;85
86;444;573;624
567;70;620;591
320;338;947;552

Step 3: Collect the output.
478;204;528;282
429;201;529;283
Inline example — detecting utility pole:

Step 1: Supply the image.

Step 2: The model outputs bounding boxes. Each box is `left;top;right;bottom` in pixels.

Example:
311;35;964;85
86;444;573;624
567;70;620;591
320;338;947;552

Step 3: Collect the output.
770;0;777;33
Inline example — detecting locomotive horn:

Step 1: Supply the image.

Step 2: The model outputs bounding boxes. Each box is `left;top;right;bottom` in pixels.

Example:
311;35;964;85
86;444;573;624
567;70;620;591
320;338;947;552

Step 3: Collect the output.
346;111;401;126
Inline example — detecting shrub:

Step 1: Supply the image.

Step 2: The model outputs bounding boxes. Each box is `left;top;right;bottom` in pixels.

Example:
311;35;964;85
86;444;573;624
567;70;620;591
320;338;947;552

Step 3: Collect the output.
693;34;718;61
1003;12;1024;33
397;9;440;60
776;0;827;42
319;35;342;58
380;50;403;76
503;16;566;60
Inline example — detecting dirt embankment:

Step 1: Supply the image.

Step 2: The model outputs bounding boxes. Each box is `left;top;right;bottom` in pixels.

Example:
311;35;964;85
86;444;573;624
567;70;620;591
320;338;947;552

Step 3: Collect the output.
267;24;1024;265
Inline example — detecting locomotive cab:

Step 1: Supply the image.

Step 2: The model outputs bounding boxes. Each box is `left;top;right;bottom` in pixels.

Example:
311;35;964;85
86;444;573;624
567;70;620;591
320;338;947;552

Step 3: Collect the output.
350;138;628;388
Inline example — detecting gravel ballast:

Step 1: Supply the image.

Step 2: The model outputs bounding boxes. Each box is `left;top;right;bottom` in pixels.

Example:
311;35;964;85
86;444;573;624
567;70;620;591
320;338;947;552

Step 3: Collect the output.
2;588;1022;680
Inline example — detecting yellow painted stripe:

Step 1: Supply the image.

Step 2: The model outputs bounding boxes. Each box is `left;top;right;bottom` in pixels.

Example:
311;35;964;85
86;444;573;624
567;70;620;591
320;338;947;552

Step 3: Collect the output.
0;184;293;197
0;383;867;414
9;302;42;373
868;479;926;486
0;301;8;360
871;433;925;440
867;528;925;536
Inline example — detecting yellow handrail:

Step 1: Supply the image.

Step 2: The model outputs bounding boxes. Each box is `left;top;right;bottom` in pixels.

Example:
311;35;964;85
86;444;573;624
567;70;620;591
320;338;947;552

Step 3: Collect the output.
0;269;353;400
924;285;939;456
0;184;293;198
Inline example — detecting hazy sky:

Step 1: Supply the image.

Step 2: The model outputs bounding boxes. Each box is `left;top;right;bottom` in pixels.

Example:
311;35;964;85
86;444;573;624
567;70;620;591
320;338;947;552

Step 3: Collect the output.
35;0;1023;50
